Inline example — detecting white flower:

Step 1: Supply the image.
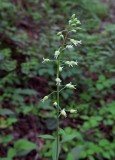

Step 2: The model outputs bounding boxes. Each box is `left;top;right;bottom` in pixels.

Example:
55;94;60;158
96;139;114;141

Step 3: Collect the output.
54;50;60;59
66;45;73;49
42;58;50;63
60;108;67;117
56;78;61;85
70;109;77;113
71;61;78;66
53;102;57;106
41;96;48;102
65;82;76;89
65;60;78;67
65;61;71;66
59;66;63;72
70;39;82;46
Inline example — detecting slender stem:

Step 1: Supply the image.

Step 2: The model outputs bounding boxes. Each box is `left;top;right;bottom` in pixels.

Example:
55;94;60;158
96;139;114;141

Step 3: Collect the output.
59;86;66;93
56;30;69;160
56;57;60;160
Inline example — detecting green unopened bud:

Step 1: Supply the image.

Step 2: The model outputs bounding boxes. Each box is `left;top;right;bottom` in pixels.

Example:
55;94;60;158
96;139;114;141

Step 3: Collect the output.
53;102;58;106
57;31;62;36
70;109;77;113
66;45;73;49
41;96;48;102
76;27;81;30
76;20;81;24
69;20;72;24
71;14;76;19
71;30;76;33
71;23;76;27
57;31;64;39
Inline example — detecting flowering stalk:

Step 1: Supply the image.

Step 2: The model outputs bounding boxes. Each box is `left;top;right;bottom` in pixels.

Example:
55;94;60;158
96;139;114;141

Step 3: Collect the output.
56;30;69;160
40;14;81;160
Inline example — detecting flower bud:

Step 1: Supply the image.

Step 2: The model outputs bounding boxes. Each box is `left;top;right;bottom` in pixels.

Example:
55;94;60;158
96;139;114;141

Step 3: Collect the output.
71;30;76;33
41;96;48;102
66;45;73;49
71;14;76;19
70;109;77;113
57;31;62;36
70;39;82;46
53;102;58;106
59;66;63;72
66;82;76;89
54;50;60;59
60;109;67;117
56;78;61;85
65;61;78;67
42;58;50;63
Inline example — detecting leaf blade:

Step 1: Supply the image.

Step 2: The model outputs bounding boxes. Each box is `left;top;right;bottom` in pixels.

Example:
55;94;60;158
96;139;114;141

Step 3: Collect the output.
38;134;55;140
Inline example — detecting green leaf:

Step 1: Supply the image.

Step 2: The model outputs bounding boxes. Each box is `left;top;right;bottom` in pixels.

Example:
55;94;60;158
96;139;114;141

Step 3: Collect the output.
14;88;38;95
38;135;55;140
0;158;12;160
103;152;111;159
45;118;57;130
96;84;104;90
59;128;66;135
89;156;95;160
61;134;76;143
68;146;83;160
23;106;33;115
67;153;74;160
7;148;16;158
0;109;14;116
99;139;109;147
14;139;37;151
52;140;60;160
16;150;30;157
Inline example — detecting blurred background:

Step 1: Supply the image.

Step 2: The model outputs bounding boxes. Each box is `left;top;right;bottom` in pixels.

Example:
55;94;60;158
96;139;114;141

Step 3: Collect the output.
0;0;115;160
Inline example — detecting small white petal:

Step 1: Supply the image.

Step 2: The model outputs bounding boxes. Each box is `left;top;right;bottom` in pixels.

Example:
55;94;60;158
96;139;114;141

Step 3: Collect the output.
59;66;63;72
42;58;50;63
54;50;60;59
53;102;58;106
66;82;76;89
56;78;61;85
60;109;67;117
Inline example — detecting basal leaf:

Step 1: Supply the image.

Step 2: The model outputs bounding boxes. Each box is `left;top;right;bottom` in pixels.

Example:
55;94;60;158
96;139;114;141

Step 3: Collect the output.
14;139;37;151
52;139;60;160
38;135;55;140
61;134;76;143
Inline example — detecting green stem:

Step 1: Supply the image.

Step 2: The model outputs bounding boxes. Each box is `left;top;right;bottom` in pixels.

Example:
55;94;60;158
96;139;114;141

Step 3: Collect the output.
56;57;60;160
56;30;69;160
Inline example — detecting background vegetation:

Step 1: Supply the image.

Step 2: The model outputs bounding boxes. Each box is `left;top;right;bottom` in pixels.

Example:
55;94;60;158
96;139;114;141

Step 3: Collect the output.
0;0;115;160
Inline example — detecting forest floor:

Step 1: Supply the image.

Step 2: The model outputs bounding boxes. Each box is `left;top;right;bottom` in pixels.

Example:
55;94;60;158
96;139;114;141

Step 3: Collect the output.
0;0;115;160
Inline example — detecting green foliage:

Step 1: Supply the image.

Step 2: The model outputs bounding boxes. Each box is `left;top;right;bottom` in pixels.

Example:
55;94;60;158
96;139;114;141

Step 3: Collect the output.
38;135;55;140
0;0;114;159
2;139;37;159
52;140;60;160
